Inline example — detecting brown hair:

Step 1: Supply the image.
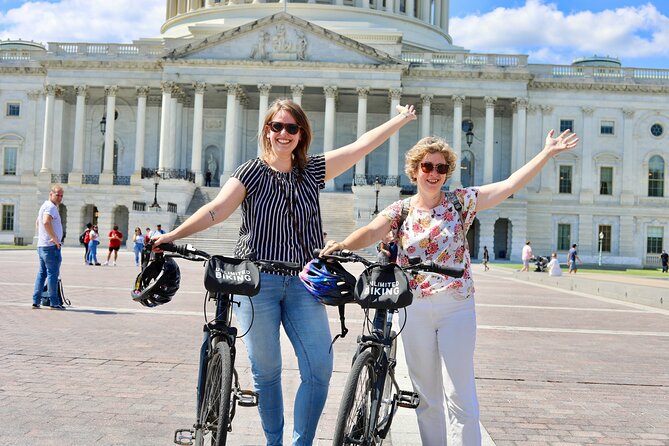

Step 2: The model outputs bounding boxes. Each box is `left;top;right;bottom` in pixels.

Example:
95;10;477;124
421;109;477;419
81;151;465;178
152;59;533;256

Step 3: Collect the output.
258;98;313;172
404;137;458;184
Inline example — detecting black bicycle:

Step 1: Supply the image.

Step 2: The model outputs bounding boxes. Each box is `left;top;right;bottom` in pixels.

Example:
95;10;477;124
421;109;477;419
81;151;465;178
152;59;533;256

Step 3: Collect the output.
322;250;464;446
148;243;300;446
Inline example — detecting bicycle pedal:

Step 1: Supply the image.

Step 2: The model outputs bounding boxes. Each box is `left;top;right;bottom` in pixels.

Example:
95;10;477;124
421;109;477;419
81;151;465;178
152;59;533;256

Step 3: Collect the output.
237;389;259;407
397;390;420;409
173;428;194;445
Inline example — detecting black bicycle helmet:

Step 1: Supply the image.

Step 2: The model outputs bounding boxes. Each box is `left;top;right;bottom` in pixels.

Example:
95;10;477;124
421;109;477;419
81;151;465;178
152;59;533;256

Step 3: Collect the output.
131;256;180;307
299;258;356;306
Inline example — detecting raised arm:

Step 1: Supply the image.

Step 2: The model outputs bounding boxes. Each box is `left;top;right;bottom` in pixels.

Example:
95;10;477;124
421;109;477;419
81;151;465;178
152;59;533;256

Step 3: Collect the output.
153;178;246;246
324;104;416;181
321;214;394;256
476;129;579;212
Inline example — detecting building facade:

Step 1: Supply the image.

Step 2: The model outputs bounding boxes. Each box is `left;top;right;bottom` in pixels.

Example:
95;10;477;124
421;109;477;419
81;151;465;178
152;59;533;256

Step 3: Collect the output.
0;0;668;265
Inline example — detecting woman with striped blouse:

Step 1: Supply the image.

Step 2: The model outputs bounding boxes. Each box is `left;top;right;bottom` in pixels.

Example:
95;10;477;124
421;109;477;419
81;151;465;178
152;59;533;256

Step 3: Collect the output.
153;98;416;445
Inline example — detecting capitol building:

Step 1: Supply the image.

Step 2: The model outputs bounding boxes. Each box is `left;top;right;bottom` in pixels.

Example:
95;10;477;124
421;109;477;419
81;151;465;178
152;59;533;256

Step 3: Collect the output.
0;0;667;266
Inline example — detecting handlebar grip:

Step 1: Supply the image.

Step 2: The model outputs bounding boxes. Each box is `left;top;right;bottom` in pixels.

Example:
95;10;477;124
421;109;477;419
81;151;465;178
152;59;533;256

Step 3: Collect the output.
159;242;178;253
420;261;465;278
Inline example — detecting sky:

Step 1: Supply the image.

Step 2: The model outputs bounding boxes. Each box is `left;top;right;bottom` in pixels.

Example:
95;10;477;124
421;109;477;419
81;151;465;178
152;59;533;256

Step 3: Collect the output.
0;0;668;69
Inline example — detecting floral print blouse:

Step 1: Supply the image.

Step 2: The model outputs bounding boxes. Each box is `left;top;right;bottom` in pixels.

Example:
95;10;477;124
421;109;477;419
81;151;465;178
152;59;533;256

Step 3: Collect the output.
380;187;479;300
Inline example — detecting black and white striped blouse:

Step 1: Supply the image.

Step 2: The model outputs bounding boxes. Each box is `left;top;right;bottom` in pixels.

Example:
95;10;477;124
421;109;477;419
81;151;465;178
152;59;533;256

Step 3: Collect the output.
231;155;326;272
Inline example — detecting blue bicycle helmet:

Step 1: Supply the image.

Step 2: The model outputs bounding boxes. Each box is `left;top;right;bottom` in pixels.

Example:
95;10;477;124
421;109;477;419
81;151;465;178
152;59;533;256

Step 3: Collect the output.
299;258;356;306
131;256;180;307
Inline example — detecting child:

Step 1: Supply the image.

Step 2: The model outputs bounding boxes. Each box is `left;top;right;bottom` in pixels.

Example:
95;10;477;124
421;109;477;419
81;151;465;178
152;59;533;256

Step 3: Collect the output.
547;252;562;277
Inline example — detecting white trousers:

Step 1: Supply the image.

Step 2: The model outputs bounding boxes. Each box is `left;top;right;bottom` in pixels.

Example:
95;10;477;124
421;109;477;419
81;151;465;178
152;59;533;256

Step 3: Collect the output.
399;294;481;446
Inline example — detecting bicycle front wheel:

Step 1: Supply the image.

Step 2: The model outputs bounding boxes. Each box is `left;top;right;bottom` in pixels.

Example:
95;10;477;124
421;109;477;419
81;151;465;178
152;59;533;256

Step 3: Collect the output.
332;349;377;446
196;341;233;446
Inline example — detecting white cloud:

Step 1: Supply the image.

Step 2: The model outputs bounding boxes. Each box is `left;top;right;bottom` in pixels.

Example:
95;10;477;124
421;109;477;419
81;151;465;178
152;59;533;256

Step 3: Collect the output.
451;0;669;67
0;0;164;44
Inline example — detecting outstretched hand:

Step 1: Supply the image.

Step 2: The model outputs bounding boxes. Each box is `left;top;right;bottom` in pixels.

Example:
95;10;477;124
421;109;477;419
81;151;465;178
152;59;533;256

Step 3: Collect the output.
396;104;417;121
544;129;579;156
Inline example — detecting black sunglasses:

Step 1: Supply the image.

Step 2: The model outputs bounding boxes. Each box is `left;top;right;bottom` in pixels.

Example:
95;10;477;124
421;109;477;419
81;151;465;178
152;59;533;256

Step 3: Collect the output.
420;162;449;174
268;121;300;135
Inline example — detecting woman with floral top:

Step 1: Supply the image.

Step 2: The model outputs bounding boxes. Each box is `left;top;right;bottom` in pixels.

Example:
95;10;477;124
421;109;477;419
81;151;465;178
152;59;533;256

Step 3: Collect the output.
321;129;578;445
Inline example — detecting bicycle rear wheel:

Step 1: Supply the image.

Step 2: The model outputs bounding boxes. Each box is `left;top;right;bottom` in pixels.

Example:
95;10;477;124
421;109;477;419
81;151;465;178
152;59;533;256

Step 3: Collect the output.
332;349;378;446
196;341;233;446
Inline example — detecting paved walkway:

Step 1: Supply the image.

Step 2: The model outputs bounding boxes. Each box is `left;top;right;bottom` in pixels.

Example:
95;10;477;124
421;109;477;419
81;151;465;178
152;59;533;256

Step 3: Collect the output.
1;248;667;445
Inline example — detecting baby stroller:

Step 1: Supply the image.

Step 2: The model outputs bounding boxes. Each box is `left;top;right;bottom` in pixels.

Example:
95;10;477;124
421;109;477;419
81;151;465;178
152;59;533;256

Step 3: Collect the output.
532;256;549;272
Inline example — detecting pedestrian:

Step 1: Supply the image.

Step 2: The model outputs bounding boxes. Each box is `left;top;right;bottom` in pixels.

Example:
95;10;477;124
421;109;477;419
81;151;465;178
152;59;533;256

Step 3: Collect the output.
547;252;562;276
520;241;532;272
87;225;101;266
32;185;66;310
661;249;668;273
103;225;123;266
153;224;165;236
321;129;578;445
205;170;212;187
376;232;393;265
79;222;92;264
483;245;490;271
132;227;144;267
151;98;417;445
144;227;152;244
568;243;581;273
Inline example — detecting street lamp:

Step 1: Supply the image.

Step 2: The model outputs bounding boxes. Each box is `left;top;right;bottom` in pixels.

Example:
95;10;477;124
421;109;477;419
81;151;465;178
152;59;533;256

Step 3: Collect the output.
373;176;381;215
150;172;161;209
598;231;604;266
99;115;106;135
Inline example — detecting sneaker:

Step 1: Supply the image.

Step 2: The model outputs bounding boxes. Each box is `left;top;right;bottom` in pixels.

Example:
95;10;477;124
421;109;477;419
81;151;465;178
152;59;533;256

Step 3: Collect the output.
102;261;108;266
32;304;40;309
112;261;117;267
50;305;66;310
95;263;101;266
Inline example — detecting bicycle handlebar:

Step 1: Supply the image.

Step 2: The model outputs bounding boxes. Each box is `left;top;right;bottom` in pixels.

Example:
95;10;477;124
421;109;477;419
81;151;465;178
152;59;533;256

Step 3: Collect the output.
315;248;464;279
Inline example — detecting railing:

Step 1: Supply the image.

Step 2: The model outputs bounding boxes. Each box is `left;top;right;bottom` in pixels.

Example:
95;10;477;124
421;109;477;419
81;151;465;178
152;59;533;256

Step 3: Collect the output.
353;174;400;187
51;174;68;184
141;167;195;183
82;175;99;185
47;42;164;58
113;175;131;185
402;52;528;68
645;254;661;267
133;201;147;212
167;202;178;214
531;64;669;84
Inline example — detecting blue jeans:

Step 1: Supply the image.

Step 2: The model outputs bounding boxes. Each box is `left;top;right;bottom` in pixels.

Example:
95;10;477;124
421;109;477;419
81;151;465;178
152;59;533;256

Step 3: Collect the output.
134;242;144;264
234;273;333;446
87;240;98;264
32;245;62;306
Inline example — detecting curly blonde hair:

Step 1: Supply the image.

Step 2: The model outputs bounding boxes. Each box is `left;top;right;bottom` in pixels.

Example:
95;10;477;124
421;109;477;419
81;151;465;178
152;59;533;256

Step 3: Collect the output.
404;136;458;184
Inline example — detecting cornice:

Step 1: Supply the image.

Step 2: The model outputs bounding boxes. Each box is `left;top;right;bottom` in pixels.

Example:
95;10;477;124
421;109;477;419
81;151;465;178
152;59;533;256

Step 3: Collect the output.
165;58;404;71
39;60;162;71
404;68;532;82
0;66;46;75
528;79;669;94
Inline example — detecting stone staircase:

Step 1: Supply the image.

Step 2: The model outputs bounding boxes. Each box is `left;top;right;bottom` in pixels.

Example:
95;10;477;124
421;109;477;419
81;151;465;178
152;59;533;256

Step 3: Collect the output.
176;188;367;258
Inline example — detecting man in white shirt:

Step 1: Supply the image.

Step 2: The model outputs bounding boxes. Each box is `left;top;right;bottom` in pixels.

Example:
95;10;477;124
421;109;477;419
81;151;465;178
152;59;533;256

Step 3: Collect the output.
32;185;65;309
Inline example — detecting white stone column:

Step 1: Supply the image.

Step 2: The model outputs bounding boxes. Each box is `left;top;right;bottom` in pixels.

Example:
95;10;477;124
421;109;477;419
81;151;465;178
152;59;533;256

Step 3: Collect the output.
133;86;150;182
440;0;449;32
158;81;172;172
354;87;370;180
234;94;247;168
539;105;553;192
451;95;464;188
580;106;594;202
25;90;41;175
101;86;118;182
175;96;184;169
621;108;635;205
406;0;415;16
323;86;337;190
420;0;430;22
386;0;394;12
222;83;239;182
483;96;496;184
420;94;432;138
291;84;303;106
388;88;402;180
434;0;441;27
513;97;528;198
361;0;369;8
40;84;56;173
70;85;88;183
257;83;271;156
167;88;179;169
52;88;65;174
191;82;206;184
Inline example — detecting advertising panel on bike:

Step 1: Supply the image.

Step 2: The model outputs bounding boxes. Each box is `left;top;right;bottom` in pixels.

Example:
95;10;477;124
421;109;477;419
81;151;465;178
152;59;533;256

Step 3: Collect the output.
355;264;413;309
205;255;261;296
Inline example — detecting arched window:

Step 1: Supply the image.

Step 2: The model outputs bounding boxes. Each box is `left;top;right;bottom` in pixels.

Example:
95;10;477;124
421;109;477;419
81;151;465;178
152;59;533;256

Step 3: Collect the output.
461;150;474;188
648;155;665;197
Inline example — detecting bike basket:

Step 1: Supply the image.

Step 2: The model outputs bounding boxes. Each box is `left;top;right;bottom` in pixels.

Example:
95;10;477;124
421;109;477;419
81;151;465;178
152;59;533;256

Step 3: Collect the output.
204;255;260;296
354;263;413;309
